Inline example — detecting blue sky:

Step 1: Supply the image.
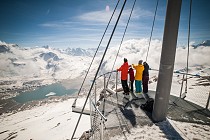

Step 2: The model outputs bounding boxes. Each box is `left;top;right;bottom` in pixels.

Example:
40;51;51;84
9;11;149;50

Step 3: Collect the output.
0;0;209;49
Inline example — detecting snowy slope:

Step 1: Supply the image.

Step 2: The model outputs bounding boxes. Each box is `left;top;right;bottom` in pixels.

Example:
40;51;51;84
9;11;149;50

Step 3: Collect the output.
0;41;94;94
0;99;90;140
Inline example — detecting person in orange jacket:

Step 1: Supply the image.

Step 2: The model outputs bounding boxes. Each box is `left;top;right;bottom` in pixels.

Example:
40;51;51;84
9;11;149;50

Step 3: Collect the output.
117;58;129;95
132;60;144;94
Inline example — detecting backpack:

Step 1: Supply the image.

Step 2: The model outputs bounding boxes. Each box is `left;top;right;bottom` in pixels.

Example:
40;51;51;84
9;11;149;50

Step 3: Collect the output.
140;98;154;112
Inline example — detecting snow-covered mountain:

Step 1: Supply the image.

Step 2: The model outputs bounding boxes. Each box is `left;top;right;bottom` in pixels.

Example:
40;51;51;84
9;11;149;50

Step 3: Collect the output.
192;40;210;48
0;44;10;53
0;41;92;84
39;52;61;61
57;46;106;57
61;47;91;56
0;39;210;87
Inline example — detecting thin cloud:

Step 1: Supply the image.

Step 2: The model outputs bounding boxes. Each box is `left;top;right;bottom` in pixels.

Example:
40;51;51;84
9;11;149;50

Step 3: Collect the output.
39;21;78;28
37;7;166;49
77;10;113;23
77;7;154;24
39;7;159;32
46;9;50;15
130;7;154;19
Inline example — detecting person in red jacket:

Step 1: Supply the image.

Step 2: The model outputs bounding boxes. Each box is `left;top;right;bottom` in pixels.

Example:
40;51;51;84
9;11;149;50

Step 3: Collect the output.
117;58;129;95
128;66;134;93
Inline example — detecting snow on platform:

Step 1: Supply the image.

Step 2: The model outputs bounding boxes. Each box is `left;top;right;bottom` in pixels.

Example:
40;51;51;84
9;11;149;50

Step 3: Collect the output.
97;89;210;139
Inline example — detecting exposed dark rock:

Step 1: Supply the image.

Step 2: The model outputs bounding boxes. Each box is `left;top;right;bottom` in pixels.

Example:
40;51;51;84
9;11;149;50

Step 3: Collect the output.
0;45;10;53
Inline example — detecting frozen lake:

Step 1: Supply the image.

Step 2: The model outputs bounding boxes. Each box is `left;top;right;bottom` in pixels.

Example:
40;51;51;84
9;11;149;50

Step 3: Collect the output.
13;83;77;103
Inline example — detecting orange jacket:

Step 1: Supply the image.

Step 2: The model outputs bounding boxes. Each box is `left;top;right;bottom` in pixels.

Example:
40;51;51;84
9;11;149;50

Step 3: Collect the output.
117;62;129;80
132;64;144;80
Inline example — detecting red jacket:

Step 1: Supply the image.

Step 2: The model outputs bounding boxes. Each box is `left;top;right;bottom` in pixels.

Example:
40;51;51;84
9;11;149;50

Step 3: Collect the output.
117;62;129;80
128;67;134;81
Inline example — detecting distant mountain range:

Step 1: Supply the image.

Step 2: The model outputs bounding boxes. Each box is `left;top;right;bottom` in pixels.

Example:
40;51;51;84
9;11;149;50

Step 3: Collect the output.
1;40;209;56
59;47;91;56
0;41;92;81
192;40;210;48
0;39;209;82
57;47;105;57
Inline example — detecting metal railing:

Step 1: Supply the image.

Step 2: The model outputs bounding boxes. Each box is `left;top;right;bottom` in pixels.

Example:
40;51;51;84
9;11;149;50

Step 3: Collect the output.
76;68;210;139
151;68;210;109
89;71;117;140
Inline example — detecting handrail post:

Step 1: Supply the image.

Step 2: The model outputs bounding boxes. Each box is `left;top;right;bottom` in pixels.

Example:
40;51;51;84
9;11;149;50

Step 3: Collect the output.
89;95;93;139
100;118;104;140
179;74;185;98
206;91;210;109
102;75;106;139
104;74;106;95
184;73;188;96
95;81;97;104
116;71;118;103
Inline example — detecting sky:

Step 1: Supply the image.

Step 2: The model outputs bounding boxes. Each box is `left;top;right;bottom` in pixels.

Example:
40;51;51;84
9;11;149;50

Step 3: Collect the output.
0;0;209;49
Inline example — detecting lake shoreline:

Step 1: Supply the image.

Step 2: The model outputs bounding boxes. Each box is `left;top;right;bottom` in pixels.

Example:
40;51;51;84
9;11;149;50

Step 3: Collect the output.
0;93;77;115
0;80;79;115
0;75;103;116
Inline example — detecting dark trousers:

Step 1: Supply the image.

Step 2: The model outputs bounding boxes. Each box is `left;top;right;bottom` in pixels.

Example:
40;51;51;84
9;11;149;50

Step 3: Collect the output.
143;76;149;93
121;80;129;93
129;80;134;93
